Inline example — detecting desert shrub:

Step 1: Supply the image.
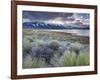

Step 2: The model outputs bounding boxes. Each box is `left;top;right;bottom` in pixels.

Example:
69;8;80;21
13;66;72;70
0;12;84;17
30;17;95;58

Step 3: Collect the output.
68;42;82;56
32;36;36;41
48;40;59;50
71;42;82;48
23;38;30;51
56;51;89;67
50;53;62;67
23;55;48;68
76;52;89;66
25;36;33;42
58;46;65;56
31;44;54;64
31;58;48;68
30;42;37;48
37;40;48;47
42;47;54;64
23;54;33;68
59;52;77;66
69;47;80;56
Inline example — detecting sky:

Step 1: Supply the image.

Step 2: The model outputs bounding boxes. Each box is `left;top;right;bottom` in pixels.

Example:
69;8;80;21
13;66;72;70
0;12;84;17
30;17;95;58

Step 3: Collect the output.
22;11;90;26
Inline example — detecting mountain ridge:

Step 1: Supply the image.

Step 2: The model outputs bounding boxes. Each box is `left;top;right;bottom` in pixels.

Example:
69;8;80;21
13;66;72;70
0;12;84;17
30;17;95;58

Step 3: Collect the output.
23;21;89;29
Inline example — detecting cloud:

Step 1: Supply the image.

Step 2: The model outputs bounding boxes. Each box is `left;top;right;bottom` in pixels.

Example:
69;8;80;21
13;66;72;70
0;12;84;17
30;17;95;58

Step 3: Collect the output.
23;11;73;20
23;18;31;23
44;17;65;25
23;11;90;26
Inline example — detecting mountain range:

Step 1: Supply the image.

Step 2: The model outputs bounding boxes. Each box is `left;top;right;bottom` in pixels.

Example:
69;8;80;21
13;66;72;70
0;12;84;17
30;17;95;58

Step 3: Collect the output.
23;22;89;29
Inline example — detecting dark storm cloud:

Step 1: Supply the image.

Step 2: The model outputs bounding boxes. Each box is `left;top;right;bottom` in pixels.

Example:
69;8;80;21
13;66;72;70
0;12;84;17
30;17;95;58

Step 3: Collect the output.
22;10;90;26
76;13;90;19
23;11;74;21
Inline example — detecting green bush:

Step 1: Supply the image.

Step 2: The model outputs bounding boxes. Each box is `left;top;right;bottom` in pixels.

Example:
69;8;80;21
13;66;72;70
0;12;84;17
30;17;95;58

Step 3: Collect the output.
59;52;77;66
23;57;48;68
23;38;30;51
48;40;59;50
76;52;89;66
31;58;48;68
23;55;33;68
50;54;61;67
58;51;89;66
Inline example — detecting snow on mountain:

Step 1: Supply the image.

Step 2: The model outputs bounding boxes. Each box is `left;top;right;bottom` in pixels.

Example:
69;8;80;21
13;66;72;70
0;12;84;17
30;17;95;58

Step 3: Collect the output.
23;21;89;29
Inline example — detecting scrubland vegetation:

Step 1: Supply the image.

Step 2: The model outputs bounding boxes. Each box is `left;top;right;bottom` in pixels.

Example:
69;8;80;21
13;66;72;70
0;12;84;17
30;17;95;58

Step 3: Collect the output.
23;29;89;68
